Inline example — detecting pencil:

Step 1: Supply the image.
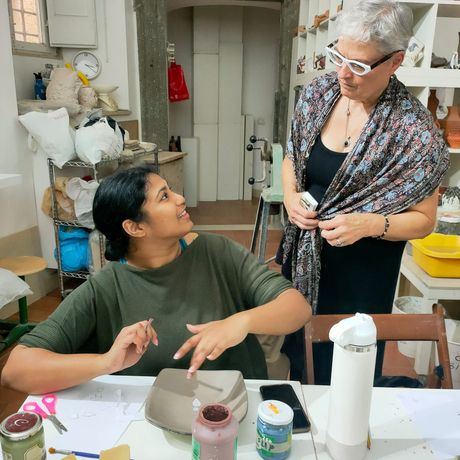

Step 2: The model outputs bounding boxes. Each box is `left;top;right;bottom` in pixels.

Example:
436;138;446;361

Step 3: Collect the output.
143;318;155;351
144;318;153;333
48;447;99;458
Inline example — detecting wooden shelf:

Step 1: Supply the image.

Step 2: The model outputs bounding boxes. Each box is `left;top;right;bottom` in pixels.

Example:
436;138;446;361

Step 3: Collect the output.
157;151;187;165
396;68;460;88
102;109;131;117
401;0;460;5
293;67;460;91
400;251;460;300
293;69;328;88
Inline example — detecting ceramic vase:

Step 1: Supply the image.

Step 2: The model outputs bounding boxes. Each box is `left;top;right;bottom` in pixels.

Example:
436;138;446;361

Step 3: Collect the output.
439;106;460;147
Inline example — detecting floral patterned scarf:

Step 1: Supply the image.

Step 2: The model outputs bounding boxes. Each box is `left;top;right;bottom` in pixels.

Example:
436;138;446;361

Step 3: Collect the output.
282;72;450;312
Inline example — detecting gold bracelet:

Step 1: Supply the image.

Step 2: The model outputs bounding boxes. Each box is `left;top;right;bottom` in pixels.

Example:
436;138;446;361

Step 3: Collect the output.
377;215;390;240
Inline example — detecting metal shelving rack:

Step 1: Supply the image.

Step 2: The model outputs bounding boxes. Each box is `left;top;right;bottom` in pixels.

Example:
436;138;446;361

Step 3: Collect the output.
48;147;158;297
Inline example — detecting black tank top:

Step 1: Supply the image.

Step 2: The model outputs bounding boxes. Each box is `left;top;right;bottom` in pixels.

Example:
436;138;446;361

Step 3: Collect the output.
305;135;346;204
305;134;405;314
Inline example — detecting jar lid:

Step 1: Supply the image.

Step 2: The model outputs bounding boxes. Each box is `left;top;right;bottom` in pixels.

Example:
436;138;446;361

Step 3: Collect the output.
0;412;42;441
258;400;293;426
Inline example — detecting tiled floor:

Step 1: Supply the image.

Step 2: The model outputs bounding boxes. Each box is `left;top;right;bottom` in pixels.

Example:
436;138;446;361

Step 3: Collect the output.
0;200;417;420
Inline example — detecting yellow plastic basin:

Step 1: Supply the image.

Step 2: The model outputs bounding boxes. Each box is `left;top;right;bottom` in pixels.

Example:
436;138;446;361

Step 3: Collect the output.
411;233;460;278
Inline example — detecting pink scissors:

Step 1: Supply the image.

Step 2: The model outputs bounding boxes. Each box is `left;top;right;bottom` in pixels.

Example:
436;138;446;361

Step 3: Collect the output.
23;394;68;434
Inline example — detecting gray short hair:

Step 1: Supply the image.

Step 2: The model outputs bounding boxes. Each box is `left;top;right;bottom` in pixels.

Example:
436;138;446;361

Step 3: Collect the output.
335;0;413;54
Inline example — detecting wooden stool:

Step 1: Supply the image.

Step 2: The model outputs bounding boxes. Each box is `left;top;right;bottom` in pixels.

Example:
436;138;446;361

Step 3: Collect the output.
0;256;47;351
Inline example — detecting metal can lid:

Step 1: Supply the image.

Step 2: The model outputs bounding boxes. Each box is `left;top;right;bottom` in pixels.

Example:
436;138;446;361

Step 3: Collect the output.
0;412;43;441
258;400;293;426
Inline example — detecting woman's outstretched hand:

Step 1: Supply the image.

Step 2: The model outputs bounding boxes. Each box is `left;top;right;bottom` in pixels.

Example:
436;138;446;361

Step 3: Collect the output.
173;314;250;378
284;191;318;230
104;320;158;374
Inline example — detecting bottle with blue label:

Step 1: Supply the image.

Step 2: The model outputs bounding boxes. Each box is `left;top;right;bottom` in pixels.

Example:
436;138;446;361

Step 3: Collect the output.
34;72;46;100
256;400;293;459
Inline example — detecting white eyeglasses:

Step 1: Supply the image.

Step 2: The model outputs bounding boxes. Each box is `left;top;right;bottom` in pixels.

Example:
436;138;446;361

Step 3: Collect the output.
325;41;401;76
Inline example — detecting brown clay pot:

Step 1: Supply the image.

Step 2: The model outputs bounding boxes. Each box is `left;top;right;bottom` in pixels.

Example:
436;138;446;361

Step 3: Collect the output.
439;106;460;144
439;106;460;130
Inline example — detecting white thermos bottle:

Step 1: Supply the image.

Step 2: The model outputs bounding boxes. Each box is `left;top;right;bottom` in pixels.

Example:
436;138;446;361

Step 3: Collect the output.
326;313;377;460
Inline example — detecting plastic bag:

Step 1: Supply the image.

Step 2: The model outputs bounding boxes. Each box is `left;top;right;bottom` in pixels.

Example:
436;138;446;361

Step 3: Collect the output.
46;67;81;106
0;268;33;309
87;230;105;275
55;226;89;272
65;177;99;229
75;117;124;164
41;177;76;221
18;107;76;168
168;63;190;102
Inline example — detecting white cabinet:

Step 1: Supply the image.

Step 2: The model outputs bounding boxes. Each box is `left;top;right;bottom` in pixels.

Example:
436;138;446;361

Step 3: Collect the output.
46;0;97;48
290;0;460;185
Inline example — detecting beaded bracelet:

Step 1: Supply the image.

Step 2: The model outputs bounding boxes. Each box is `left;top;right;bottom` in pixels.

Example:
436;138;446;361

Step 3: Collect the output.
377;215;390;240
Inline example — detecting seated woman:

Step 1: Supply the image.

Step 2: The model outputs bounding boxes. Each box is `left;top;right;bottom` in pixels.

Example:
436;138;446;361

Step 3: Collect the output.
1;165;311;394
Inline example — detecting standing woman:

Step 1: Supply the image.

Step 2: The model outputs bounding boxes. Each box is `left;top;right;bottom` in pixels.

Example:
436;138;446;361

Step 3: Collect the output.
279;0;449;384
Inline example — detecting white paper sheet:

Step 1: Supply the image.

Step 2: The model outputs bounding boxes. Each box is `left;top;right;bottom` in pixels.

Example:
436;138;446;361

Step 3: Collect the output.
398;391;460;459
23;376;151;453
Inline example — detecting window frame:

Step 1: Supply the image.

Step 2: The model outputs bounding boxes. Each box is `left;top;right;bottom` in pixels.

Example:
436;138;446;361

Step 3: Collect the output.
8;0;59;58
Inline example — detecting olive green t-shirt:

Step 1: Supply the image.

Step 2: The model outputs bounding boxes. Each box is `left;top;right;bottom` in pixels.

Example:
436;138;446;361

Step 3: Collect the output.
20;233;292;379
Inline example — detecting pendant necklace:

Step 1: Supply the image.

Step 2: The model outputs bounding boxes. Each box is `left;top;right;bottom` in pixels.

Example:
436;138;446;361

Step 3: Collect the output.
344;98;351;147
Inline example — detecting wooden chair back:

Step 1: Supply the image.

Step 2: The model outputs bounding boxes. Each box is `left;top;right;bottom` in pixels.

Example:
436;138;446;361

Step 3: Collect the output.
304;303;453;389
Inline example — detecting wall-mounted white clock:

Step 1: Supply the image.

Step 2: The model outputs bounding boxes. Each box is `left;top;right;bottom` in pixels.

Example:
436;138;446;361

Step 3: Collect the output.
72;51;101;80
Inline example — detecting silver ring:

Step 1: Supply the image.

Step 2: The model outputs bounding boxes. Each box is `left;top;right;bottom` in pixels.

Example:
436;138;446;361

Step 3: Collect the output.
336;238;343;247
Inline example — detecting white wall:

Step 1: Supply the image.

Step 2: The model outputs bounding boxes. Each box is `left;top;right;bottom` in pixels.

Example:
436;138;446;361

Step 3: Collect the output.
432;17;458;107
242;7;280;189
124;0;141;126
167;0;280;11
167;5;280;193
13;55;62;100
433;18;460;187
433;18;459;63
0;1;37;239
3;0;139;250
60;0;137;117
168;8;194;138
12;1;138;119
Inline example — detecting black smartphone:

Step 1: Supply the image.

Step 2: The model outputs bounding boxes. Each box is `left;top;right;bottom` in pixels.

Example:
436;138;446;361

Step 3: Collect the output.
259;384;311;433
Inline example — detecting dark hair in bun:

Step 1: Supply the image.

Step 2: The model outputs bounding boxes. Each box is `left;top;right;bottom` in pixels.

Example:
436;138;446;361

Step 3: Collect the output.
93;165;156;261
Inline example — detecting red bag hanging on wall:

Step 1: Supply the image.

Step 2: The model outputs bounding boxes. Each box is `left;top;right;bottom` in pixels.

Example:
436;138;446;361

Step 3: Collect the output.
168;62;190;102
